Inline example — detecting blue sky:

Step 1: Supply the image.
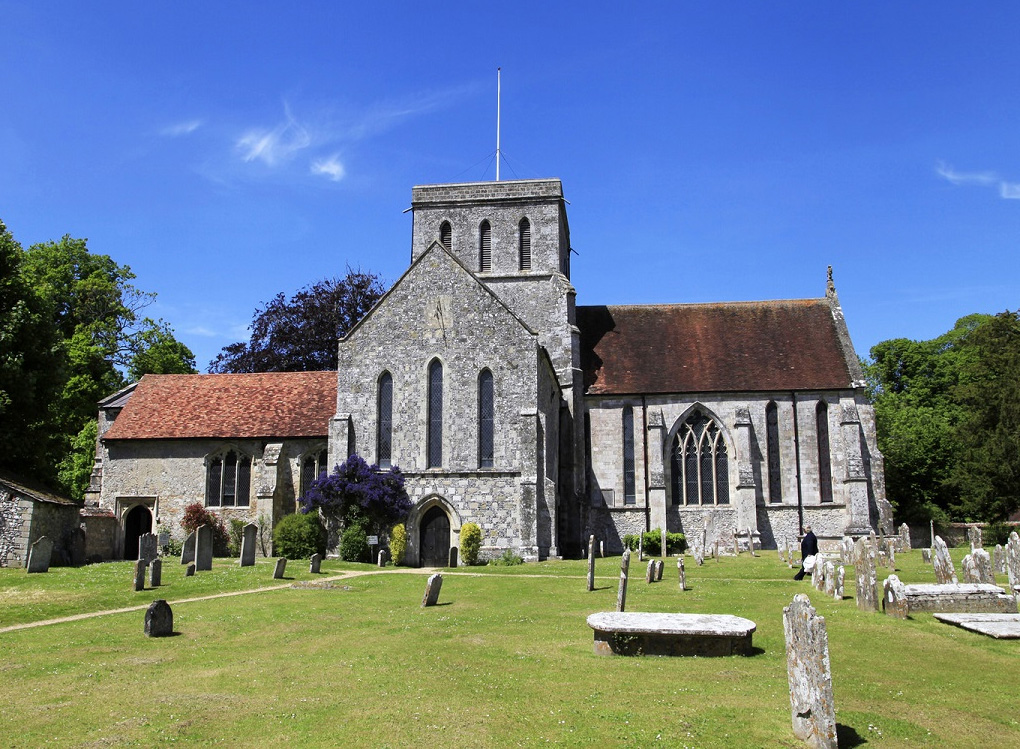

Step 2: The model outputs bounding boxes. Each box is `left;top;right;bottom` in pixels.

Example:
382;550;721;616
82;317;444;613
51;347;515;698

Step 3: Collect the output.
3;2;1018;372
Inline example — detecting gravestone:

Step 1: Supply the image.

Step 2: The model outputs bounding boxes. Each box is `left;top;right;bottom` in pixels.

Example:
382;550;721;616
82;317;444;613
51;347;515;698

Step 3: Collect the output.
899;523;912;551
714;540;720;562
617;550;630;612
194;525;213;571
968;526;982;551
886;544;896;571
310;553;322;574
841;536;854;565
832;566;845;600
655;560;664;582
693;545;704;566
421;573;443;607
994;544;1006;574
778;538;788;564
1006;532;1020;591
972;549;994;584
646;559;656;584
677;557;686;591
448;547;458;568
144;600;173;637
661;528;667;558
823;561;836;597
239;523;258;567
185;562;195;577
26;536;54;573
138;532;158;564
180;531;196;565
638;535;644;562
150;558;162;587
158;530;170;551
929;519;935;548
733;534;740;556
599;540;604;558
586;535;596;592
133;560;147;591
962;553;980;584
783;594;837;748
933;536;958;585
921;548;932;564
811;556;825;591
378;549;389;567
854;536;879;612
273;558;287;579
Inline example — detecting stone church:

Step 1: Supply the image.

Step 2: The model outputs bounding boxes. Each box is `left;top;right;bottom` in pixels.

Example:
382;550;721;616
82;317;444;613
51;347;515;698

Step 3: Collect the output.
87;178;887;564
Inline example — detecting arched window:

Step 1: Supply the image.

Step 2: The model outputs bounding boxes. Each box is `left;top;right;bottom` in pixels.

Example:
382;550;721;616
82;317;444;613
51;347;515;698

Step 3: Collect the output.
766;401;782;503
427;360;443;468
300;447;328;497
206;450;252;507
377;372;393;469
518;217;531;271
478;369;494;468
623;406;636;504
439;221;452;251
670;411;729;505
479;220;492;272
817;402;833;503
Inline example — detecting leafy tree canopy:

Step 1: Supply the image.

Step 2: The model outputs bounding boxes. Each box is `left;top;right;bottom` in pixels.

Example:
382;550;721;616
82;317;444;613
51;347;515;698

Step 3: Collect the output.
209;269;384;373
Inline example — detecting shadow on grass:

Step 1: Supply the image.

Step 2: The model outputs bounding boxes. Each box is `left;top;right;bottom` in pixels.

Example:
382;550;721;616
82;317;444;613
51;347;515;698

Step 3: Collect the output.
836;723;866;746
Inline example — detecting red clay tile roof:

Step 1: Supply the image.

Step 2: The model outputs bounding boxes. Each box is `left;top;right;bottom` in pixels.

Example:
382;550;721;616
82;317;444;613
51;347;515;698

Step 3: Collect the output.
577;300;854;395
102;372;337;440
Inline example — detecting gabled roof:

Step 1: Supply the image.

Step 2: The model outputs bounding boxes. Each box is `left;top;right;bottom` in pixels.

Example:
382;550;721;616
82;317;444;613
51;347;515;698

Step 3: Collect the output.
577;299;854;395
102;371;336;440
0;470;77;506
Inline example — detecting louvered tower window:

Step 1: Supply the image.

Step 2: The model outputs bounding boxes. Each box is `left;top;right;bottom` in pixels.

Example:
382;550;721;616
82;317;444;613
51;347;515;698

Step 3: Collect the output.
766;402;782;503
623;406;636;504
439;221;452;251
817;402;833;503
427;360;443;468
377;372;393;469
479;220;491;272
518;218;531;271
478;369;494;468
670;411;729;505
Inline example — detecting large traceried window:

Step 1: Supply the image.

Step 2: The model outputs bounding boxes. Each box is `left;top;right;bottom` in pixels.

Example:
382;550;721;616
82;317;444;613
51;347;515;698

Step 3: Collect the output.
427;359;443;468
300;448;328;498
518;218;531;271
377;372;393;469
206;450;252;507
478;369;494;468
817;402;833;503
766;401;782;503
670;411;729;505
622;406;636;504
439;221;452;251
479;220;492;272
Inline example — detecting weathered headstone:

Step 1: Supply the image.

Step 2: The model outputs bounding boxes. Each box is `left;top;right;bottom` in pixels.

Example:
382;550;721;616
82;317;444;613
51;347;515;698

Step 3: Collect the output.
778;537;788;564
655;559;664;581
310;553;322;573
421;572;443;607
968;526;982;551
714;540;720;562
677;557;686;591
921;548;932;564
869;530;878;553
841;536;854;565
994;544;1006;574
693;545;705;566
144;600;173;637
273;558;287;579
378;549;389;567
646;559;656;584
133;560;147;591
898;523;911;551
748;527;758;557
886;544;896;571
586;535;596;592
194;525;213;571
933;536;958;585
961;553;980;584
854;536;879;612
823;561;836;597
448;547;458;568
972;548;994;584
26;536;54;573
616;550;630;612
783;594;837;748
661;528;667;558
138;532;158;564
239;522;258;567
638;535;644;562
180;530;196;565
158;530;170;550
1006;532;1020;591
185;562;195;577
833;566;845;600
149;558;162;587
733;534;741;556
811;556;825;591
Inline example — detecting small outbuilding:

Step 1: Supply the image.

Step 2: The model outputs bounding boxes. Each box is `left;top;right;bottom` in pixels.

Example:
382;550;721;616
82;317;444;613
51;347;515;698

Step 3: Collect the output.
0;470;82;568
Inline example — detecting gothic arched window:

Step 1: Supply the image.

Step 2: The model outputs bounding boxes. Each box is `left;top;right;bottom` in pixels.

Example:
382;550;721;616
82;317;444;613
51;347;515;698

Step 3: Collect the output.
377;372;393;469
623;406;636;504
206;450;252;507
817;402;833;503
670;411;729;505
427;360;443;468
300;447;328;497
479;220;492;272
478;369;494;468
439;221;452;251
518;217;531;271
766;401;782;503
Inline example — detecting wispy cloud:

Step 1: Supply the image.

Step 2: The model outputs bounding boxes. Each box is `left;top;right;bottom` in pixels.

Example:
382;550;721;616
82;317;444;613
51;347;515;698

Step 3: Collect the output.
311;154;345;182
236;103;311;166
161;119;203;137
936;161;1020;199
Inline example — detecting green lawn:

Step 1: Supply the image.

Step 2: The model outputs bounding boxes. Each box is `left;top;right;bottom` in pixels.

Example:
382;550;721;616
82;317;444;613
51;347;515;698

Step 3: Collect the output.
1;549;1017;747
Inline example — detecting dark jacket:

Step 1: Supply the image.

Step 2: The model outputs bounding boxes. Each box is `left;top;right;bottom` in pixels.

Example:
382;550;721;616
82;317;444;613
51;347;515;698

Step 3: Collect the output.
800;531;819;559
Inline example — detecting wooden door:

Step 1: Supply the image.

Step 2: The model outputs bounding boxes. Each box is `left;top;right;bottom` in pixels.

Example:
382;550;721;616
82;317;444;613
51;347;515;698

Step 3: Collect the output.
419;506;450;567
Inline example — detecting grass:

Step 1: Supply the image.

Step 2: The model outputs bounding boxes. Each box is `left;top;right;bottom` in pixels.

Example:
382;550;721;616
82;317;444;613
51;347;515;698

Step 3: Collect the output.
0;548;1018;747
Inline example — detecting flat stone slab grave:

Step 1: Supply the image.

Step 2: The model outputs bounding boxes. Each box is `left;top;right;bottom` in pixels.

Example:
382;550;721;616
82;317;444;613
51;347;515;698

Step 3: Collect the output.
587;612;757;657
933;613;1020;639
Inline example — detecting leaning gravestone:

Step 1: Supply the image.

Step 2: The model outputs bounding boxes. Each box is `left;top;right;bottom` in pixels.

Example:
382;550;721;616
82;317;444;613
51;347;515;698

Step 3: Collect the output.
646;559;656;584
783;594;837;748
586;535;596;592
144;600;173;637
185;562;195;576
968;526;982;551
962;553;980;584
972;549;994;584
832;566;845;600
273;558;287;579
421;573;443;607
655;560;664;582
239;523;258;567
921;548;932;564
310;553;322;574
617;550;630;612
195;525;213;571
133;560;147;591
180;531;196;565
138;532;158;564
994;544;1005;574
26;536;54;573
933;536;958;585
1006;532;1020;592
677;557;687;591
899;523;912;551
854;536;879;612
149;558;162;587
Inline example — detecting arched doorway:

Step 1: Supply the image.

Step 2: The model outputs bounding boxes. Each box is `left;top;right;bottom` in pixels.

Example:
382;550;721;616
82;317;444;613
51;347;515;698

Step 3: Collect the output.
123;505;152;560
419;506;450;567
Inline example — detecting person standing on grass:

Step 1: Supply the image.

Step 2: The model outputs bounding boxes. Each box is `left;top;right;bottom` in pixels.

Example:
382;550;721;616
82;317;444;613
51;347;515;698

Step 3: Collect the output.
793;526;818;580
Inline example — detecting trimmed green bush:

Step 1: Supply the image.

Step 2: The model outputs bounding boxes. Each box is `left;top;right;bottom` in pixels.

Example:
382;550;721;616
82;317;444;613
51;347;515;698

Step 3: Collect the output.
389;523;407;565
488;548;524;566
459;522;482;565
273;512;327;559
622;530;686;555
228;518;246;557
339;522;369;562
